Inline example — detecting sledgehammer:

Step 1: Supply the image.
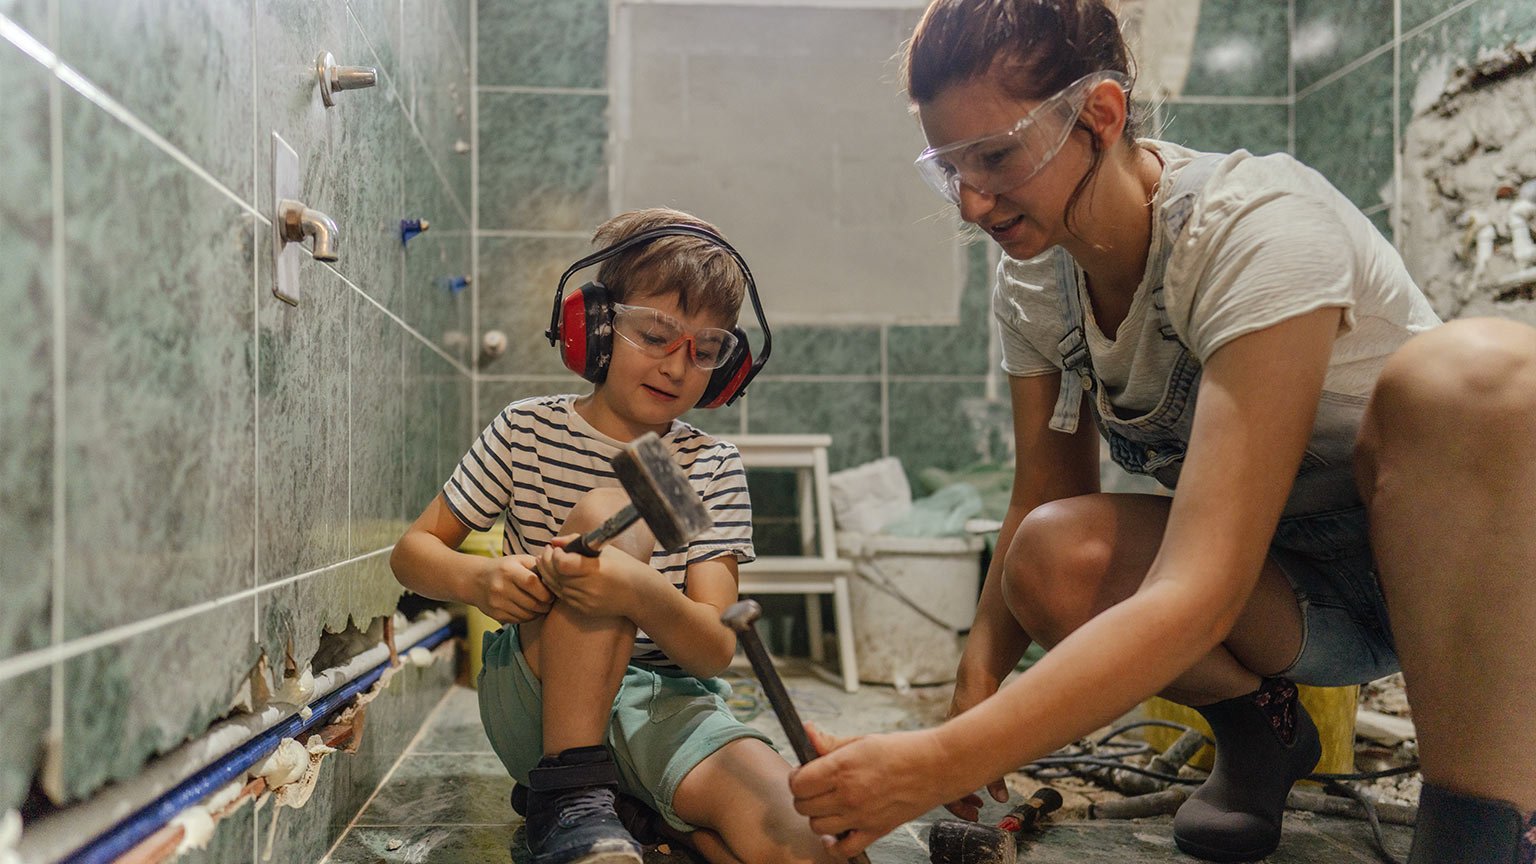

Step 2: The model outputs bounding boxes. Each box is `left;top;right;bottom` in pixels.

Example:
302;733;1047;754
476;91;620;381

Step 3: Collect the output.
564;431;712;556
928;787;1063;864
720;599;873;864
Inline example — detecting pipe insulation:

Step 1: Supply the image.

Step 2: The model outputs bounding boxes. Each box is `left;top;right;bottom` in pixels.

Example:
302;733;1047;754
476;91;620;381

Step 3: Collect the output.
16;610;452;864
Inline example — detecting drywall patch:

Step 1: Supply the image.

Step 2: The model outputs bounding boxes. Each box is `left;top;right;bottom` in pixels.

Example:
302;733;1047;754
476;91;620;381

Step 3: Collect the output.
1399;39;1536;324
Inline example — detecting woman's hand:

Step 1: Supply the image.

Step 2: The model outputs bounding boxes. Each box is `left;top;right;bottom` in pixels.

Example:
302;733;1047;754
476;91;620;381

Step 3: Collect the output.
942;672;1010;820
789;725;956;858
472;554;554;624
536;536;648;617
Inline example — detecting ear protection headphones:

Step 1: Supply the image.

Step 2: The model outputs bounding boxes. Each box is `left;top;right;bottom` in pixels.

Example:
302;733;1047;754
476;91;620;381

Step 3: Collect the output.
544;224;772;409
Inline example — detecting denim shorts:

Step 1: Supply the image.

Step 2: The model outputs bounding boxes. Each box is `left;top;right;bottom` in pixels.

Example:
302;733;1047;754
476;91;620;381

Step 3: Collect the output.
477;625;773;832
1268;504;1400;686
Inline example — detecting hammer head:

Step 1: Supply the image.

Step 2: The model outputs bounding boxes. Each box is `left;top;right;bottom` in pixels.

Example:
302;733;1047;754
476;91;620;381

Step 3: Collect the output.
928;820;1014;864
721;599;763;632
612;431;712;551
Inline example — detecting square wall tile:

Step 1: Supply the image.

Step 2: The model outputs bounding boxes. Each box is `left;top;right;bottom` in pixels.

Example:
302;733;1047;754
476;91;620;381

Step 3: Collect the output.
404;137;472;365
765;325;881;376
477;0;607;89
1181;0;1290;98
413;686;493;753
477;234;595;377
57;0;253;198
61;607;258;801
1296;52;1394;211
0;671;49;814
887;380;1007;490
477;91;608;232
1159;102;1290;156
1294;0;1393;93
60;91;255;634
405;341;473;516
888;241;994;375
407;2;471;216
744;380;882;472
355;753;515;825
352;293;408;556
257;262;350;585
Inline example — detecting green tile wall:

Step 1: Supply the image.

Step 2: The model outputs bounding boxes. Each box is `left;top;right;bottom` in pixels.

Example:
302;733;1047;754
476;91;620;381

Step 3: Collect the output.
0;0;469;821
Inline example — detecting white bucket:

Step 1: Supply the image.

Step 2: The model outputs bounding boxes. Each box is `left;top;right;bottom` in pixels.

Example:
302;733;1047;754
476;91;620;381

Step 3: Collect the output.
837;532;985;689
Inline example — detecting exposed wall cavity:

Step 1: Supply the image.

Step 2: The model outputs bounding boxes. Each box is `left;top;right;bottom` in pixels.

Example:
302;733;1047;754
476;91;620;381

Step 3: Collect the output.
1399;40;1536;325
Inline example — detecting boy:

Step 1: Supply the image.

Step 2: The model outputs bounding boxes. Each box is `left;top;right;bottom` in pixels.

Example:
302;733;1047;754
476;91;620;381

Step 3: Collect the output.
391;208;835;864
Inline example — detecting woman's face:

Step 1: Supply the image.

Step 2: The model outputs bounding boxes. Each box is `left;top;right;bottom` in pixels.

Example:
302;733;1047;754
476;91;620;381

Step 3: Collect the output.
917;73;1098;261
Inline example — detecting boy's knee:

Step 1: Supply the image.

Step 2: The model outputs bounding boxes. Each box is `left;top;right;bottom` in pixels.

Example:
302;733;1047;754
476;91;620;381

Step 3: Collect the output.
562;487;635;535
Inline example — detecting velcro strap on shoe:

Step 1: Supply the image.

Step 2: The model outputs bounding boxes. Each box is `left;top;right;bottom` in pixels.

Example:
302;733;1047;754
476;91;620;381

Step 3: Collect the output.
527;758;620;792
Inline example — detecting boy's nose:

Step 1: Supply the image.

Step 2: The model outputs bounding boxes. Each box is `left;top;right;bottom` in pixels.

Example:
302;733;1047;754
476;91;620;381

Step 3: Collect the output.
657;342;691;378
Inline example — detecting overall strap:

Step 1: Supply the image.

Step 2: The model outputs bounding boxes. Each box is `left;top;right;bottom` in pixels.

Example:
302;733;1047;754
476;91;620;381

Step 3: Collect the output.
1047;152;1227;434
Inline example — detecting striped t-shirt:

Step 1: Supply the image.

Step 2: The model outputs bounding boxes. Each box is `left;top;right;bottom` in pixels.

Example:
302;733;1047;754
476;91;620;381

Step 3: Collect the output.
442;394;755;669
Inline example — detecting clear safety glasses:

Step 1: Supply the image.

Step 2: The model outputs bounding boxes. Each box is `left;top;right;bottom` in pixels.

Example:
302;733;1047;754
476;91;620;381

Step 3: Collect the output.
914;71;1129;205
611;303;739;370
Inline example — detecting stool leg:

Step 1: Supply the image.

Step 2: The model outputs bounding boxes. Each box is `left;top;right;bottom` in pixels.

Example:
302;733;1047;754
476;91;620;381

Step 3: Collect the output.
833;575;858;693
806;595;825;662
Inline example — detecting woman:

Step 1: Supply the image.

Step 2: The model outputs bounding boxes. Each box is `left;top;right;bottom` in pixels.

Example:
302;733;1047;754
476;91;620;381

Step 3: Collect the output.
788;2;1536;862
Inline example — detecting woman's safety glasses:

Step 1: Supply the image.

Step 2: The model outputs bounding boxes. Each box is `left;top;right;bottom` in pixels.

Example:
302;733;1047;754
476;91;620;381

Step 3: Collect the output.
914;71;1128;205
611;303;739;370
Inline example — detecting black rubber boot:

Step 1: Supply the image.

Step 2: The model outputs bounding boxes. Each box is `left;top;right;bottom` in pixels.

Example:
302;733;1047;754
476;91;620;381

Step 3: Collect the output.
1173;678;1321;862
522;746;643;864
1407;784;1536;864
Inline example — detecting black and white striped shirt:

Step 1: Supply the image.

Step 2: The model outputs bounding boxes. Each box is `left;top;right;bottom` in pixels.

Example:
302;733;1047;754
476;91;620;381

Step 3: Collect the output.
443;394;755;669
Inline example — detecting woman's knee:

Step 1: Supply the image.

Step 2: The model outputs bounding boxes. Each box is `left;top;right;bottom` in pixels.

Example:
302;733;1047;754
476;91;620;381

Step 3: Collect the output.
1002;498;1116;639
1368;318;1536;433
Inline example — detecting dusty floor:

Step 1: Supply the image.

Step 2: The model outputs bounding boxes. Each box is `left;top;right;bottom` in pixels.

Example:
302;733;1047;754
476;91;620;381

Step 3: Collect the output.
321;658;1412;863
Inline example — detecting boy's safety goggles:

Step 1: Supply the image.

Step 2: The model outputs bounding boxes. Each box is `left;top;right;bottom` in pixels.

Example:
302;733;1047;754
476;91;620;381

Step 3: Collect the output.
611;303;739;370
914;71;1129;205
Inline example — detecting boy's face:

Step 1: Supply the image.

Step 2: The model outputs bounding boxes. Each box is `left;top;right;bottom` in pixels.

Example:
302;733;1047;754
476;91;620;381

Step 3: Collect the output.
587;292;734;435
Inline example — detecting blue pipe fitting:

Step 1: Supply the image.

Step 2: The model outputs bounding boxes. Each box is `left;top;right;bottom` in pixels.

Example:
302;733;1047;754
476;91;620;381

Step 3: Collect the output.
399;218;430;247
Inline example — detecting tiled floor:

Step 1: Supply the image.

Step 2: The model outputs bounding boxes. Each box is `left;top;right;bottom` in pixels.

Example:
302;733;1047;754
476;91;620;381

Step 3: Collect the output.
322;659;1413;863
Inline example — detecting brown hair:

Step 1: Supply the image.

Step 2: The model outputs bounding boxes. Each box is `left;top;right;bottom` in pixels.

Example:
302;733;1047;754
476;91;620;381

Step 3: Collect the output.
904;0;1139;235
590;208;746;325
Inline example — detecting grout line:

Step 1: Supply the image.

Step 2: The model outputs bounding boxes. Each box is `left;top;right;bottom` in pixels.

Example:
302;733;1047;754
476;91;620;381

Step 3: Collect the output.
46;0;65;738
0;548;395;683
1166;94;1290;105
321;687;459;862
1391;0;1403;243
476;229;591;239
1287;0;1296;154
338;265;475;377
1401;0;1481;43
470;0;481;427
0;16;264;224
476;84;608;96
879;327;890;457
250;0;261;644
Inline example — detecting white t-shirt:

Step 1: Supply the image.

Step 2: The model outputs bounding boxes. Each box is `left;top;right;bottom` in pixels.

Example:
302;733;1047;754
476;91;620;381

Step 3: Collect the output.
443;394;756;669
993;141;1441;417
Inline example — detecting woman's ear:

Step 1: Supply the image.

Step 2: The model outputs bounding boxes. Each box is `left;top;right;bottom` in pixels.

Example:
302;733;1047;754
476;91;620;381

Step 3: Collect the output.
1080;78;1129;147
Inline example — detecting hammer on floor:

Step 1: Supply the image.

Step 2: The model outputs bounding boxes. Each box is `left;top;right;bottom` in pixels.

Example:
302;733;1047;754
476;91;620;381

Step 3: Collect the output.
928;787;1063;864
720;599;874;864
563;431;712;557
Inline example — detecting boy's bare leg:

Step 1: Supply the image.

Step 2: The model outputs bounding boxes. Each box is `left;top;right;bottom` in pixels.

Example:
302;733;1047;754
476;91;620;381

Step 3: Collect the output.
520;487;656;751
671;738;839;864
1356;317;1536;812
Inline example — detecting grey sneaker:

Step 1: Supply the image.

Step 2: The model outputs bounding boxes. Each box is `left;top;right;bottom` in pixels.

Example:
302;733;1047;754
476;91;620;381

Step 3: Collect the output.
523;746;643;864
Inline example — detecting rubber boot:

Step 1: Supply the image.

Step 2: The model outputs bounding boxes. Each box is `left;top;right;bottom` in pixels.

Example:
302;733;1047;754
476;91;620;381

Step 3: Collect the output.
1173;678;1321;862
522;746;643;864
1407;784;1536;864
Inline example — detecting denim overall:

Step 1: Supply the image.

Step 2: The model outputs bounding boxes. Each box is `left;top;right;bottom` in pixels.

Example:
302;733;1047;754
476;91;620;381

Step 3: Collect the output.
1046;154;1399;686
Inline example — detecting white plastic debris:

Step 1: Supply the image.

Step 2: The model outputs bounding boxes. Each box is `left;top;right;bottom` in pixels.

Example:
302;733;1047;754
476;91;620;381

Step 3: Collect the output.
1;810;22;864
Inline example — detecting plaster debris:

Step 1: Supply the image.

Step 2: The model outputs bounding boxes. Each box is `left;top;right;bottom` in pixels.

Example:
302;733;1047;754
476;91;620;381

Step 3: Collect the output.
274;668;316;706
1;810;22;864
260;737;338;861
406;646;435;667
254;738;310;789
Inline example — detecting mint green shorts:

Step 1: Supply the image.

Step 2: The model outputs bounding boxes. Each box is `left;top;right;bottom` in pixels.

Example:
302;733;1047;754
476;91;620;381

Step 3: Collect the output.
477;625;774;832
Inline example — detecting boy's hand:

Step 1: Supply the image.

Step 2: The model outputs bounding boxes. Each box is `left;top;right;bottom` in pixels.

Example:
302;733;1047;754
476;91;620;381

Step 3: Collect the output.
473;554;554;624
536;535;649;617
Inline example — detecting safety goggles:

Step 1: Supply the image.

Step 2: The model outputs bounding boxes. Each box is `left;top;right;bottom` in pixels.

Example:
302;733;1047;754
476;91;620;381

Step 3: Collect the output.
611;303;739;370
914;71;1128;205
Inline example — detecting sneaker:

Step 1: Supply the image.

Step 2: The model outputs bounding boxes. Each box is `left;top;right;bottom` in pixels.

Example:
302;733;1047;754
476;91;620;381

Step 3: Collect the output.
523;746;643;864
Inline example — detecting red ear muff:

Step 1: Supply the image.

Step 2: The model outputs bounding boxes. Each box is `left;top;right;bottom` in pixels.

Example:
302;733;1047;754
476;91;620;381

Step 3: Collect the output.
697;330;752;408
556;283;614;383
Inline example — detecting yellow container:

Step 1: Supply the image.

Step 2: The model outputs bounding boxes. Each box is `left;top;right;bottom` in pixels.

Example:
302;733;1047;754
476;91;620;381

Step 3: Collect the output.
458;526;504;688
1143;684;1357;776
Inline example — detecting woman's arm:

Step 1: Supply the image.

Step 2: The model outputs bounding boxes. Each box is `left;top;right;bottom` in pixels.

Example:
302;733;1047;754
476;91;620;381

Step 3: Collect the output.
792;307;1343;856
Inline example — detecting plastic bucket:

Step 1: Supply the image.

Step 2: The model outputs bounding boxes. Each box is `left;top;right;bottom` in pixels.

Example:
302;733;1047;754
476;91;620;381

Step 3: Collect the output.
837;532;985;689
458;527;504;688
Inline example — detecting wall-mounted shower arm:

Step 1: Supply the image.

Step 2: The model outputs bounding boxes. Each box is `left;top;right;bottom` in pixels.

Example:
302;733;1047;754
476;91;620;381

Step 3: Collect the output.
278;199;339;262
